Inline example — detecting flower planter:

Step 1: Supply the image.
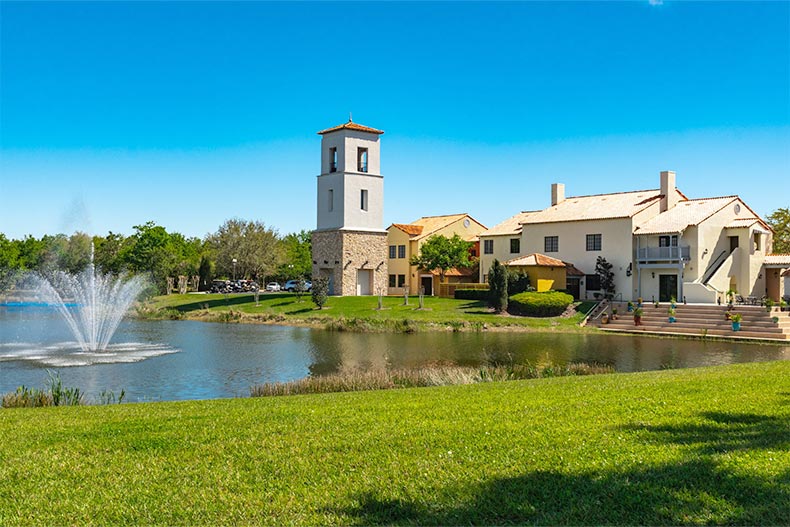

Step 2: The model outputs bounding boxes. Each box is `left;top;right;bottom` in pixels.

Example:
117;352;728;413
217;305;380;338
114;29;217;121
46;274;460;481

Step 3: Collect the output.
668;316;676;323
732;321;741;332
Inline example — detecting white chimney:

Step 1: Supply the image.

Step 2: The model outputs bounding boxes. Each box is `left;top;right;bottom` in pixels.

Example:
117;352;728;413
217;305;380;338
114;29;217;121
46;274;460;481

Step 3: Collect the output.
660;171;677;212
551;183;565;206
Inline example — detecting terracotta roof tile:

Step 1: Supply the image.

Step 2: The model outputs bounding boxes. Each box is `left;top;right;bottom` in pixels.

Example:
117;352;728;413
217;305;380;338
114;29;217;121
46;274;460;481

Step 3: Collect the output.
634;196;738;235
483;211;539;236
430;267;477;277
391;223;424;236
564;262;586;277
317;120;384;135
505;253;566;267
520;189;686;225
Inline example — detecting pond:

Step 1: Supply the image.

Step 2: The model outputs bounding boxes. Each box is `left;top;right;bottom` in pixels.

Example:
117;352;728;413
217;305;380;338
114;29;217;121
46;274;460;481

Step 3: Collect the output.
1;306;788;402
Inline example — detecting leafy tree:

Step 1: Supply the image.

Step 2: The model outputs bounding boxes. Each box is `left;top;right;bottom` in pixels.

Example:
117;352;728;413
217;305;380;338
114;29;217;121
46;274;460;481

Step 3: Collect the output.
276;230;312;280
93;232;129;274
311;277;329;309
595;256;615;299
409;234;474;285
488;259;508;313
207;219;283;282
767;207;790;253
0;234;21;294
198;254;213;291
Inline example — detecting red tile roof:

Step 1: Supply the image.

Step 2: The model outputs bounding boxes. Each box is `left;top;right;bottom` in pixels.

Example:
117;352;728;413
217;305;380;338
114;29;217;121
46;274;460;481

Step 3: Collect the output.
317;120;384;135
505;253;566;267
391;223;424;236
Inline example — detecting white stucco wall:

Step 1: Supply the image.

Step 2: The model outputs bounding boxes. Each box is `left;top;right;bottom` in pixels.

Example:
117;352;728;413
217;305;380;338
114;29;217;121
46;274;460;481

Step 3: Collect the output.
479;234;523;282
320;130;381;176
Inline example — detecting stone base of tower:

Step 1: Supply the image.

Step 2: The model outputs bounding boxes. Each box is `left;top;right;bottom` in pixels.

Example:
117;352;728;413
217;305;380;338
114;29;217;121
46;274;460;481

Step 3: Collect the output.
311;230;388;296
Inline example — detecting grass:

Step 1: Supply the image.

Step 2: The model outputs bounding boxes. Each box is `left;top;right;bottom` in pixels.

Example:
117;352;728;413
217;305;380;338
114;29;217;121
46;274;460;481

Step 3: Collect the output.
1;361;788;525
139;292;588;332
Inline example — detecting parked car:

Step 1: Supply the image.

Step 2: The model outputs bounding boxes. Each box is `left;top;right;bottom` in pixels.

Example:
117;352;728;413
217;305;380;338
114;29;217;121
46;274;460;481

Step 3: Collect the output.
265;282;281;292
284;279;312;292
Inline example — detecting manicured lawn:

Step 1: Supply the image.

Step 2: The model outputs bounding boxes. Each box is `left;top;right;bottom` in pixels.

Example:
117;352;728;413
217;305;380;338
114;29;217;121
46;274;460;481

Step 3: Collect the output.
1;361;788;525
142;293;587;331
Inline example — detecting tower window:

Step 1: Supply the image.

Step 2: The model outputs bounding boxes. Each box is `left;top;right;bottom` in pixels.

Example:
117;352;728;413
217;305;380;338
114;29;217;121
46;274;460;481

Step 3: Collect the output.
754;232;761;251
360;189;368;211
328;189;334;212
357;148;368;172
329;147;337;173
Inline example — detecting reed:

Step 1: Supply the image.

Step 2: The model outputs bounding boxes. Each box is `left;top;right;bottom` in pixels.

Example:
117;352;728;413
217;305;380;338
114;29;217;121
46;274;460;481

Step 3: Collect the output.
250;362;615;397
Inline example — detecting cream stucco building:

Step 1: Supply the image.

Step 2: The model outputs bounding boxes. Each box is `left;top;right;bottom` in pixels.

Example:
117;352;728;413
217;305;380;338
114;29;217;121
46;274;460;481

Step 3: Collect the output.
481;171;779;303
311;120;388;296
386;213;486;295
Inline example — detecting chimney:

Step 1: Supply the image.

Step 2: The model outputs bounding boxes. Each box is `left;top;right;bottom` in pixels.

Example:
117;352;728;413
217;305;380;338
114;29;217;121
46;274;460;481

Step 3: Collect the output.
551;183;565;206
660;171;677;212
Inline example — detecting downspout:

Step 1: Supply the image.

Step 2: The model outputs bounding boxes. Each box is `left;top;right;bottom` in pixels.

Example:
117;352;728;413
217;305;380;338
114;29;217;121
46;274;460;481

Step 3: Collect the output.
677;231;684;302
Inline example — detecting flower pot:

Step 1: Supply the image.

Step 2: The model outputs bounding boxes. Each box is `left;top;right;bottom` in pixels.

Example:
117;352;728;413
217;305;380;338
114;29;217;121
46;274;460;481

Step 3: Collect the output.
634;316;642;326
732;321;741;332
668;316;676;323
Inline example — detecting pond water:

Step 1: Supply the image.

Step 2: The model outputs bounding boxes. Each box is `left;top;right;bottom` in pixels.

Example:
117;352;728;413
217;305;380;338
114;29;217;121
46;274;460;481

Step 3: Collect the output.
1;305;788;402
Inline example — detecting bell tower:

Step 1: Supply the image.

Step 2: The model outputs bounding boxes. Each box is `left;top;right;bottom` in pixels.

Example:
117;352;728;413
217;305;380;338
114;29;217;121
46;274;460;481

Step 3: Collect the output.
311;118;388;296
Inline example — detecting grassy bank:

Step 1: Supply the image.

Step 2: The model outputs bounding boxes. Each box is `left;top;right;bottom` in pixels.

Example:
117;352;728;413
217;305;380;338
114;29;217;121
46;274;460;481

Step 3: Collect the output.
1;361;788;525
140;293;589;332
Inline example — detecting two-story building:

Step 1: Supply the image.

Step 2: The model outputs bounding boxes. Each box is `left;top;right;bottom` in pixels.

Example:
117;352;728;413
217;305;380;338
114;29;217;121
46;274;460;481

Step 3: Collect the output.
480;171;775;303
386;213;486;295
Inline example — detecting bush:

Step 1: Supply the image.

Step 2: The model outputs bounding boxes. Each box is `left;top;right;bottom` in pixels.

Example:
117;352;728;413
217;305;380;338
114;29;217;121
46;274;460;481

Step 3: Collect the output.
507;270;531;296
508;291;574;317
455;288;490;301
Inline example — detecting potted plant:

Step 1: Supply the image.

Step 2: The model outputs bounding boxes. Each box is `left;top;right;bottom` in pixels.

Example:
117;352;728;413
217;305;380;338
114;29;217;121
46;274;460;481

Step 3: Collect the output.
601;313;609;324
654;300;660;308
780;299;788;312
670;296;677;309
772;316;780;324
637;297;643;308
765;298;774;312
731;313;742;332
725;310;732;321
634;306;643;326
668;306;676;323
726;288;737;308
627;301;634;312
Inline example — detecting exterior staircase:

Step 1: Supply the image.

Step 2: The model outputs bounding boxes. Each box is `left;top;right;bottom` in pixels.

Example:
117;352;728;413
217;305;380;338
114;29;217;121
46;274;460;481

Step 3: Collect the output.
597;303;790;341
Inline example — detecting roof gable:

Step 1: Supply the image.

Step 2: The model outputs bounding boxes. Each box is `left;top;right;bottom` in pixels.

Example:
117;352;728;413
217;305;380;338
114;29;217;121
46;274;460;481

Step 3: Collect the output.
634;196;738;235
317;120;384;135
505;253;566;267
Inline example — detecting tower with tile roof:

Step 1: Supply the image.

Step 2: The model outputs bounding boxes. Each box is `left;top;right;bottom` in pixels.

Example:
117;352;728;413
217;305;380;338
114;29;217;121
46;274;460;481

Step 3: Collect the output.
311;119;388;296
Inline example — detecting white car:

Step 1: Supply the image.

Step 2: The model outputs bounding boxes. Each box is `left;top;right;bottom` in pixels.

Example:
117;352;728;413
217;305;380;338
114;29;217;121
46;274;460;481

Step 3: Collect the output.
265;282;281;292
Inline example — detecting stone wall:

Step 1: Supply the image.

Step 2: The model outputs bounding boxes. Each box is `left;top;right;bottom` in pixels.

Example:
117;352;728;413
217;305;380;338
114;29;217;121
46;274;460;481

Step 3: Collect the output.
312;230;388;296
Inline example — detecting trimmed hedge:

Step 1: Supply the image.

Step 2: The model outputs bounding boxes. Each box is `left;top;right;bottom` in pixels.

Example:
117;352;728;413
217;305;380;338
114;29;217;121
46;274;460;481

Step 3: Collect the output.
508;291;574;317
454;288;490;301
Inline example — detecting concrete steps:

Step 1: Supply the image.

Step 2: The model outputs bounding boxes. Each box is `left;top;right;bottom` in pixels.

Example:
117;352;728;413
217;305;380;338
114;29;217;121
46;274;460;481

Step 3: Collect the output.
598;303;790;341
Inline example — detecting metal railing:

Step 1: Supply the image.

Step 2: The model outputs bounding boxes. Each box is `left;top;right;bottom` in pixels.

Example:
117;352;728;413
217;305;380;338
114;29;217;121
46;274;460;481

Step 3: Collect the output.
636;246;691;262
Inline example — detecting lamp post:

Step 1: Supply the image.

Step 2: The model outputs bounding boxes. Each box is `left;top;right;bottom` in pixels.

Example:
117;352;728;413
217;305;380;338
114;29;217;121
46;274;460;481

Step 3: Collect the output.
232;258;237;281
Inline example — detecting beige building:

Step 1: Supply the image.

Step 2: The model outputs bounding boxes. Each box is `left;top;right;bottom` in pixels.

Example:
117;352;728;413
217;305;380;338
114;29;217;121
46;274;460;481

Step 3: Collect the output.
386;213;486;295
311;119;388;296
482;171;778;303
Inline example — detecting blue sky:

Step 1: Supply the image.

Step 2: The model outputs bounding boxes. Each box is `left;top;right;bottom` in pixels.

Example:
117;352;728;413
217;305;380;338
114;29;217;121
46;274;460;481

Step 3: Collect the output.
1;1;788;239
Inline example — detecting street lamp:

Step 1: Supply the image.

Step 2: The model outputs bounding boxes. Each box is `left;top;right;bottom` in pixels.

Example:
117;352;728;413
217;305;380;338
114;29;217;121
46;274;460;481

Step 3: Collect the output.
232;258;237;281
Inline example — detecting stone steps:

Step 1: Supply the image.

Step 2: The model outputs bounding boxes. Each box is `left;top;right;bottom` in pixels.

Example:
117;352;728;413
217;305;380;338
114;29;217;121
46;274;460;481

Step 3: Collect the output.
598;303;790;341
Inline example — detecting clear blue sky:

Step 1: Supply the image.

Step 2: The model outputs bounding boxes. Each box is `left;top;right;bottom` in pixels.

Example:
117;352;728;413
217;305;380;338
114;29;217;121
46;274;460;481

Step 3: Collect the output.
1;1;788;239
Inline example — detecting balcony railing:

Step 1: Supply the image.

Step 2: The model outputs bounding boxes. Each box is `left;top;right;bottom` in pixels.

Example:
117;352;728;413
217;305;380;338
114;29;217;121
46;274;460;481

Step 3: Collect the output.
636;246;690;262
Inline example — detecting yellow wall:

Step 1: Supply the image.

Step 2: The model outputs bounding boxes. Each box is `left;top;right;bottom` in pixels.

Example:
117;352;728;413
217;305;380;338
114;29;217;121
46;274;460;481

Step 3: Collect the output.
387;215;487;294
509;265;567;292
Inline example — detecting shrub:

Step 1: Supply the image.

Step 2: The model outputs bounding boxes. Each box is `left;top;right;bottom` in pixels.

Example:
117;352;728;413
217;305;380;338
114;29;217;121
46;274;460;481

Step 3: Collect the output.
507;270;531;296
455;288;490;301
488;260;508;313
508;291;574;317
311;277;329;309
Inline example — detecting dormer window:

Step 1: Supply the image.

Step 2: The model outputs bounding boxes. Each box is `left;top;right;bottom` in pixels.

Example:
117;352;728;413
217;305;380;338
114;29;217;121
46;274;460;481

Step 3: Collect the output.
329;147;337;173
357;148;368;173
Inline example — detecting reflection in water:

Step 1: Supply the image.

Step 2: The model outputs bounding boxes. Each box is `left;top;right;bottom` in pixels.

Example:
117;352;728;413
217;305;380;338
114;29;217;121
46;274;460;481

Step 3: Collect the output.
1;306;788;402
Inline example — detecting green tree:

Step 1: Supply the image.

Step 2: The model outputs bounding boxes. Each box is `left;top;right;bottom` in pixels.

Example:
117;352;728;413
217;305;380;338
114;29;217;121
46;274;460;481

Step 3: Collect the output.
767;207;790;253
311;277;329;309
488;259;508;313
0;234;21;294
595;256;616;299
507;270;531;296
276;230;312;280
207;219;283;282
93;232;129;274
198;254;214;291
409;234;474;286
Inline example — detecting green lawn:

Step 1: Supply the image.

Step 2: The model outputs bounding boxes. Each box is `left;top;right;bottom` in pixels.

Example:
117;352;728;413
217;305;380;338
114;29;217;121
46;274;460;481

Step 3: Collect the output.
1;361;788;525
141;292;587;331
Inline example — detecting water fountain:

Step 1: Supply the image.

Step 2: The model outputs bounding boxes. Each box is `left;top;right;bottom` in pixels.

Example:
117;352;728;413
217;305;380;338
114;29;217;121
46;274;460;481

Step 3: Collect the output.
33;243;146;352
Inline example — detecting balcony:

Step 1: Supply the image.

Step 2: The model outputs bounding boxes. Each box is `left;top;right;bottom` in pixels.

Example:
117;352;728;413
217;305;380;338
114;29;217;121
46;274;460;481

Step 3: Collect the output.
636;246;690;264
